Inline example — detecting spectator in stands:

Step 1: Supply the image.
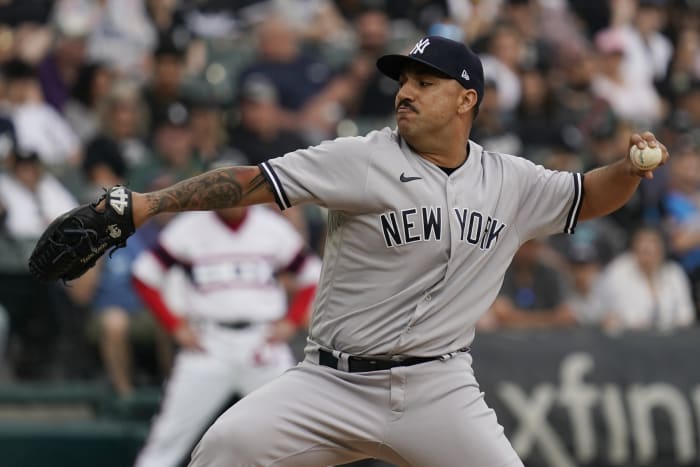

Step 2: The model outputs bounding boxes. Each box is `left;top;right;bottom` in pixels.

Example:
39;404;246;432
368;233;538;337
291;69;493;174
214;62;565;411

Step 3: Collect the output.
666;80;700;140
98;79;153;173
584;112;627;169
515;65;564;163
479;239;576;330
236;13;332;114
591;27;664;127
145;0;192;52
188;95;242;166
382;0;472;39
229;77;306;167
6;15;61;68
237;14;355;143
502;0;556;72
470;79;522;156
567;0;610;36
0;145;78;379
562;240;606;326
549;214;627;269
37;12;90;112
0;0;53;27
132;100;205;192
1;59;81;168
82;0;158;80
81;138;172;397
552;43;613;152
662;138;700;311
621;0;673;86
659;27;700;102
142;40;187;135
239;16;332;112
63;62;114;143
273;0;353;49
540;131;584;173
597;227;696;331
181;0;265;40
341;7;397;130
479;23;524;113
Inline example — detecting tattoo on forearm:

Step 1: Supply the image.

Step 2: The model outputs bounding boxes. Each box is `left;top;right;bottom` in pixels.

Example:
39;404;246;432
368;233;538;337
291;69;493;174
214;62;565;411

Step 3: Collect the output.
144;167;271;215
247;173;269;196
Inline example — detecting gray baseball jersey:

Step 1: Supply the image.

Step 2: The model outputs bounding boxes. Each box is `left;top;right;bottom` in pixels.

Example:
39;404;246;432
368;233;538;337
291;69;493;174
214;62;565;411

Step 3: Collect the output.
260;127;582;357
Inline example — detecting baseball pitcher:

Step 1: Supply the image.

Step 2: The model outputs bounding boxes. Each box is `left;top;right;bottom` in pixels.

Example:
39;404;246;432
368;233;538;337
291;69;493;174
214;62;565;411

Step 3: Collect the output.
29;36;669;467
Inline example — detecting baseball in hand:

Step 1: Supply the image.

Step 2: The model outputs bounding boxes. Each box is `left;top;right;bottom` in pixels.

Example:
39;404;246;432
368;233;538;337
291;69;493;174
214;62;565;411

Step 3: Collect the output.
629;145;663;171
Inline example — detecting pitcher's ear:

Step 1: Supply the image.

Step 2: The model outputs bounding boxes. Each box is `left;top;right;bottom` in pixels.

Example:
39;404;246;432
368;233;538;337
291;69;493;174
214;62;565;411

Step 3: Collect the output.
458;89;478;115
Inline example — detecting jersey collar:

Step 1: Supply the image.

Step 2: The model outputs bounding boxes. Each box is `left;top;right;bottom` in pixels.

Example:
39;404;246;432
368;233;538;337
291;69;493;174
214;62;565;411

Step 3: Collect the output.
215;209;249;232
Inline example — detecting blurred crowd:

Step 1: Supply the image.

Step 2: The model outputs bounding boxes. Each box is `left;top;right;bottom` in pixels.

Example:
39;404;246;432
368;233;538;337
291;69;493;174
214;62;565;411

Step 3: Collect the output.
0;0;700;394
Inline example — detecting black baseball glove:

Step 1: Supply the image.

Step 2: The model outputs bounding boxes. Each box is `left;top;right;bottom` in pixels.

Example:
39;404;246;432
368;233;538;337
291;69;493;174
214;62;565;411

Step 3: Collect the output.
28;186;136;283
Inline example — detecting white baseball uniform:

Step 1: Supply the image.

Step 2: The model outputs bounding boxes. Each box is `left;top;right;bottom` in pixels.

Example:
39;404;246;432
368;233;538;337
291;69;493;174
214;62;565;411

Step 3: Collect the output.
131;207;320;467
188;128;583;467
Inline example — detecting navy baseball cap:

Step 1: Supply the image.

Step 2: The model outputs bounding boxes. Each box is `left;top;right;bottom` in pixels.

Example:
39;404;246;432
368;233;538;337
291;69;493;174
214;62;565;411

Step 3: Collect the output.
377;35;485;112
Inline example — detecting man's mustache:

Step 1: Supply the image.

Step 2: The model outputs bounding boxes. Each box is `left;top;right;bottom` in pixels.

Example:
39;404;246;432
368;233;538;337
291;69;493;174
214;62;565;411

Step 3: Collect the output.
396;100;418;113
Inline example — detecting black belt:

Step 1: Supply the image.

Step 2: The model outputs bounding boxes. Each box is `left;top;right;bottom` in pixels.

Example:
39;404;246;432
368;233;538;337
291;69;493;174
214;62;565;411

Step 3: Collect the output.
217;321;253;330
318;348;469;373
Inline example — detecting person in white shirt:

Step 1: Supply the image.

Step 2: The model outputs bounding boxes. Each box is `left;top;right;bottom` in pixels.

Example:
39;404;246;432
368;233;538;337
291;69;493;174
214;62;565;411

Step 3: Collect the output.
0;148;78;379
1;59;81;168
479;23;523;113
597;227;696;332
0;150;78;266
619;0;674;84
591;28;663;127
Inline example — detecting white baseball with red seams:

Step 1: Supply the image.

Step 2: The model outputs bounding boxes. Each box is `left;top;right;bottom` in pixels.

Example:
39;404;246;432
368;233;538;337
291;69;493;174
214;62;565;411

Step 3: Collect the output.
629;144;663;170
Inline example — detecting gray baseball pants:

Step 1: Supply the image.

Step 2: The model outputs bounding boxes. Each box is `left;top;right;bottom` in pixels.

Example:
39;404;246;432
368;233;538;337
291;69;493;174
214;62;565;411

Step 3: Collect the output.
189;351;524;467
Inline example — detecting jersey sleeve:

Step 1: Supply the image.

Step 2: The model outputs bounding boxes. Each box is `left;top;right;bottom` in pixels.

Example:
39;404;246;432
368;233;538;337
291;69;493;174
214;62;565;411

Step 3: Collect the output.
259;136;372;211
510;157;584;241
131;217;193;289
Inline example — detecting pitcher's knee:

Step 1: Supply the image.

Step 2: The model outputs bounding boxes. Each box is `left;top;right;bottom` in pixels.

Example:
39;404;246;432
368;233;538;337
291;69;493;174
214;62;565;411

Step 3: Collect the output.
190;418;266;466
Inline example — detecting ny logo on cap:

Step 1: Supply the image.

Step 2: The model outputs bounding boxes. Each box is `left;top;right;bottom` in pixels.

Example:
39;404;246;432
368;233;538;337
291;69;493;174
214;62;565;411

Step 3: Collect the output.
461;69;470;81
410;38;430;55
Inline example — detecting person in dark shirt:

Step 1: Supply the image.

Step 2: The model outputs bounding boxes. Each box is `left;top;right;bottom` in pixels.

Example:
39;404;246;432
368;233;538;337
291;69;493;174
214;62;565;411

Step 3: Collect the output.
343;8;397;120
481;239;577;329
229;78;306;166
236;14;358;142
142;40;187;135
237;16;334;113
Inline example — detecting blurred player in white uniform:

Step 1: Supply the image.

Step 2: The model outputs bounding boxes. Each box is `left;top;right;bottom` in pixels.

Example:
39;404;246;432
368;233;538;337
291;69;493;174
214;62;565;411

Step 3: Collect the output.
131;204;320;467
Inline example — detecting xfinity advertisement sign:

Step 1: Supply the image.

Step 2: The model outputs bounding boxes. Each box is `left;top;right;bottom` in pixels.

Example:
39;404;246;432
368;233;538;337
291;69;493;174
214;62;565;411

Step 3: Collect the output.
472;329;700;467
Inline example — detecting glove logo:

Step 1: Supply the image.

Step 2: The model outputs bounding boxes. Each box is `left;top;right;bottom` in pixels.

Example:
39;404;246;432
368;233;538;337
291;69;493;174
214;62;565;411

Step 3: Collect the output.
107;224;122;239
109;187;129;216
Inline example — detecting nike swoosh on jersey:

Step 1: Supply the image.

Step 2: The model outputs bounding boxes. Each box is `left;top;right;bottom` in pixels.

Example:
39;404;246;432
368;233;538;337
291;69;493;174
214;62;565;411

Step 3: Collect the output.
400;173;422;182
